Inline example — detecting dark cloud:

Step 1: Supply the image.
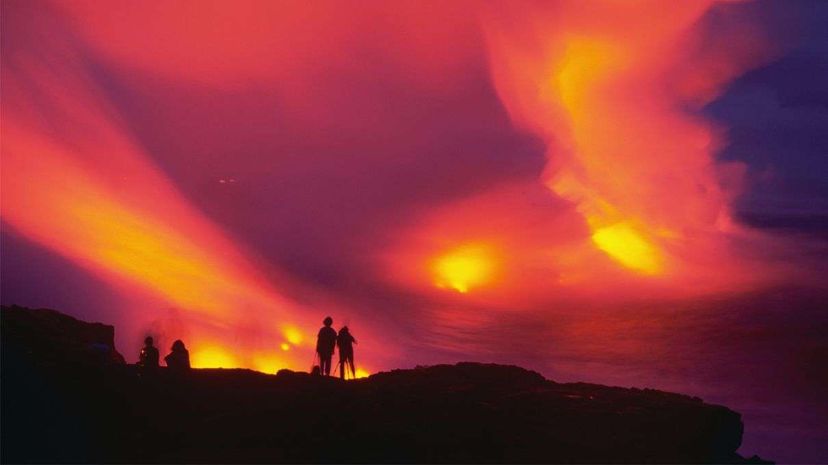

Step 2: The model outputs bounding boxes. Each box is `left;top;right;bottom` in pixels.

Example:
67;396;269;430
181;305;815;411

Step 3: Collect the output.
707;0;828;236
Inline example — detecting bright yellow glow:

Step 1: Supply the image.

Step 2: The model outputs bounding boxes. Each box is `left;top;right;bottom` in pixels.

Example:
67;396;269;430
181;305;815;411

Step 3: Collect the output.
253;355;284;374
355;368;370;379
282;326;304;345
555;38;625;120
280;343;291;351
591;223;662;274
191;346;237;368
432;244;497;293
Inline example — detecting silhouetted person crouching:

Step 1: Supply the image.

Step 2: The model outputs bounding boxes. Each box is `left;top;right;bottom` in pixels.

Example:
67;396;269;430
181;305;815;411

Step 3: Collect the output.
138;336;159;371
165;339;190;372
316;317;337;376
337;326;357;380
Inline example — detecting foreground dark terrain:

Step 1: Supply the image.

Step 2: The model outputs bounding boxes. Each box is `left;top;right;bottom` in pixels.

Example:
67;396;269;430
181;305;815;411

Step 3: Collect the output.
1;305;770;463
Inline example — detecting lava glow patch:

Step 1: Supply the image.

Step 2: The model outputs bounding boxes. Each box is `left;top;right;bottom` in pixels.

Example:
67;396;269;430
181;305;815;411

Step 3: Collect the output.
191;346;237;369
591;223;663;275
432;244;497;294
282;326;304;345
253;356;285;375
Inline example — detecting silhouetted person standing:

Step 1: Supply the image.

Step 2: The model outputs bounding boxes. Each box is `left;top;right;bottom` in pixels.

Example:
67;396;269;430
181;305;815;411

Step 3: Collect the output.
165;339;190;372
337;326;357;380
316;317;337;376
138;336;159;370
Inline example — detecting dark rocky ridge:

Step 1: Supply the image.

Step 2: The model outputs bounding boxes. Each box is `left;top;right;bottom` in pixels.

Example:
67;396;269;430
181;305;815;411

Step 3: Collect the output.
1;305;770;463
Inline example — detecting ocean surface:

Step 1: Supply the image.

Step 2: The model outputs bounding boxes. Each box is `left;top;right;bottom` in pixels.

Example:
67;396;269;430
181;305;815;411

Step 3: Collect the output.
527;286;828;463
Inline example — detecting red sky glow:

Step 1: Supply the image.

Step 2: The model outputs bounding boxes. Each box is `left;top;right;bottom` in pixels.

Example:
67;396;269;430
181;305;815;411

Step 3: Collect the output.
2;2;827;460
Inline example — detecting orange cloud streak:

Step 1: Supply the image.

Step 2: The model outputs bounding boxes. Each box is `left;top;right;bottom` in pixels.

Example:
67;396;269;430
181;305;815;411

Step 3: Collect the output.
483;0;771;285
1;27;310;370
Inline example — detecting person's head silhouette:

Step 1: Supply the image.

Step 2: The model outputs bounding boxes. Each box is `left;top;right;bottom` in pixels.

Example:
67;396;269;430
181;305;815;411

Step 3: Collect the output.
144;336;154;347
171;340;186;352
323;316;333;327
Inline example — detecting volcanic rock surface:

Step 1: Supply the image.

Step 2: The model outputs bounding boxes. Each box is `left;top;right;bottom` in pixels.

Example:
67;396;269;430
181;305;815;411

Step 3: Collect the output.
1;305;770;463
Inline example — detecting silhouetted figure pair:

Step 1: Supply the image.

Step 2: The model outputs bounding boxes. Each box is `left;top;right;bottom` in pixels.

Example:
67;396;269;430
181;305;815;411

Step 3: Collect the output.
315;317;358;379
316;317;337;376
138;337;190;372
